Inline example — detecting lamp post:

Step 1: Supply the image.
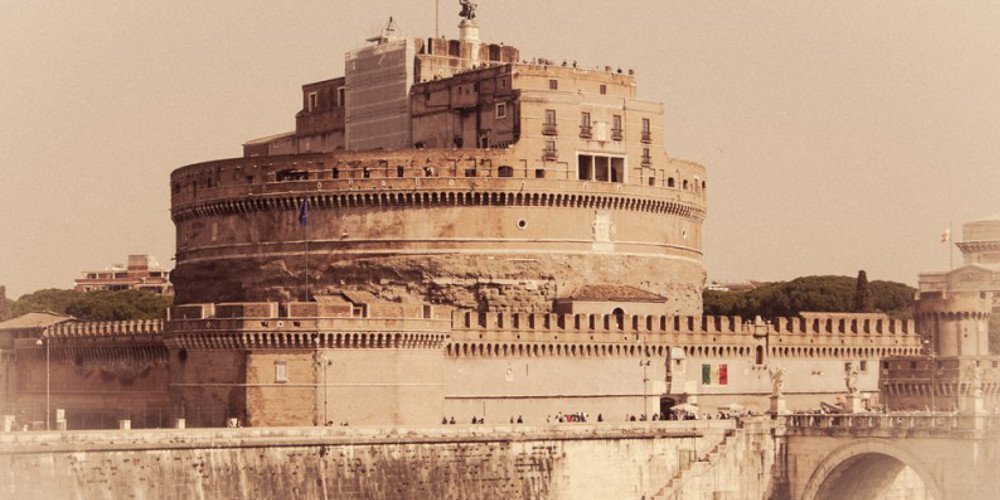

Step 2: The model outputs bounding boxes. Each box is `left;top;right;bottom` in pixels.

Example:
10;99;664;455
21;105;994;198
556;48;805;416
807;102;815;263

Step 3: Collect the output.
635;331;651;417
640;358;651;418
34;336;50;430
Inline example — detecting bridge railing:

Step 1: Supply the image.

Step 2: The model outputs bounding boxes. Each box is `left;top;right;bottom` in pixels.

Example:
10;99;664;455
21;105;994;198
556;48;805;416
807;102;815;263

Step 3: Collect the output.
785;413;1000;432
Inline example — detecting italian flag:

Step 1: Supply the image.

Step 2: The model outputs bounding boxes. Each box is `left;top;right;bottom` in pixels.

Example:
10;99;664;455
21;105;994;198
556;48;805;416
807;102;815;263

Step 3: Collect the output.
701;364;728;385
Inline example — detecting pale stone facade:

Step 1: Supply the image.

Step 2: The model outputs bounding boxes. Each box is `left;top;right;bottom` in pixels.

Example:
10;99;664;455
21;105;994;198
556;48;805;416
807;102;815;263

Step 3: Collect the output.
1;12;928;431
882;217;1000;412
74;254;172;295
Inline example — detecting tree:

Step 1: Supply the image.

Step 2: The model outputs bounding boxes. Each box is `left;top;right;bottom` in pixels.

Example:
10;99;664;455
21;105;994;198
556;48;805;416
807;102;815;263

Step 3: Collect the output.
703;275;915;321
0;285;10;321
10;288;172;321
853;270;874;313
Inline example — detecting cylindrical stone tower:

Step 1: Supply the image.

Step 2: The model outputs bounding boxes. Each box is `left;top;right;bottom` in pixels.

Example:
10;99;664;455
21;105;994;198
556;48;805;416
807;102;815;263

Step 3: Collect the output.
916;290;992;356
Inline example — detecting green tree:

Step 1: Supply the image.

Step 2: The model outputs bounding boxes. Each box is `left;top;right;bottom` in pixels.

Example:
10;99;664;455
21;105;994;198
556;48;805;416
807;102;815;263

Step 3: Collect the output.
853;270;874;313
703;275;915;321
10;288;172;321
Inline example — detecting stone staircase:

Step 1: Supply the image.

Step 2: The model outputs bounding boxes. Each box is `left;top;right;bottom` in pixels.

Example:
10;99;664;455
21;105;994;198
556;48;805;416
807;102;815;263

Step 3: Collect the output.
651;427;738;499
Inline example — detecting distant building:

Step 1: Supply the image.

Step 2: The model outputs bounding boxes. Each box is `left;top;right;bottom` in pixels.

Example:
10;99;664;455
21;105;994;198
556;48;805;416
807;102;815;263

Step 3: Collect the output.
74;255;172;295
881;216;1000;412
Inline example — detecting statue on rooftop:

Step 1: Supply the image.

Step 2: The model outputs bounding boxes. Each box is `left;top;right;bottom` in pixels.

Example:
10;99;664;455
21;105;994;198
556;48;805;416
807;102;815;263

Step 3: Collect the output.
845;363;859;395
459;0;478;20
769;366;786;397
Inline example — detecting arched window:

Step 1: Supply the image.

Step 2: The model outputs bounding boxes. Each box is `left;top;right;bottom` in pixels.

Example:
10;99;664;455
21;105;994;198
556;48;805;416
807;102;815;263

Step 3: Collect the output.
755;345;764;365
612;308;625;329
682;179;689;190
668;177;675;188
396;166;405;177
498;165;514;177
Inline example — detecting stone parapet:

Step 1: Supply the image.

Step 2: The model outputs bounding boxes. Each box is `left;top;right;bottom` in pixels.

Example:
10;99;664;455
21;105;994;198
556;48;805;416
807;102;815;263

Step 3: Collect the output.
44;319;164;338
447;311;921;359
166;316;451;351
0;420;733;453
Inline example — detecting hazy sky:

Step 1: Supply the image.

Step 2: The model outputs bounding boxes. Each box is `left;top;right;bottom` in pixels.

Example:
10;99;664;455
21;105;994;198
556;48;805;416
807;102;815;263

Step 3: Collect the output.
2;1;998;298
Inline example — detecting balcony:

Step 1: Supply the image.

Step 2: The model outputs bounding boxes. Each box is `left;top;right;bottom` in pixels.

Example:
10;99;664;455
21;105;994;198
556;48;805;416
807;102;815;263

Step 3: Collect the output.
641;154;652;167
641;131;652;143
579;125;592;139
611;128;623;141
542;146;558;161
542;123;558;136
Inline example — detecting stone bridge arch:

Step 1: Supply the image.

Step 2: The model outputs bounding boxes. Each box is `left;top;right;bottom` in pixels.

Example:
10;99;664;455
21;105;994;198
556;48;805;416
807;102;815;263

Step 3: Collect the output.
800;438;943;500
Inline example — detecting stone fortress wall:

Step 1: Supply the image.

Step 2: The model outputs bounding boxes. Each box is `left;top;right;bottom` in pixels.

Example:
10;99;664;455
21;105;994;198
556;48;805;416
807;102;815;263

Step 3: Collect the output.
169;148;707;314
154;304;920;425
5;319;171;428
0;420;776;500
2;308;920;429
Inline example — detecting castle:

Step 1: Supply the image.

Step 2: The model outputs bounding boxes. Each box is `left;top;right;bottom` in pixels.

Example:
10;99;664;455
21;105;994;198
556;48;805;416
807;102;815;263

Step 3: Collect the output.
0;10;991;430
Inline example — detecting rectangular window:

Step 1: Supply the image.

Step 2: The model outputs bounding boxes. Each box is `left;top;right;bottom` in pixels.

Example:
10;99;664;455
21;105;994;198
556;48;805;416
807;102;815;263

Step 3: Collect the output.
859;360;868;372
642;118;650;132
548;79;558;90
580;112;592;138
642;147;651;166
337;87;346;107
595;156;609;181
308;92;318;112
611;157;625;183
274;361;288;383
612;115;623;141
577;155;593;181
600;84;607;95
641;118;652;143
543;109;557;135
543;140;557;160
495;102;507;119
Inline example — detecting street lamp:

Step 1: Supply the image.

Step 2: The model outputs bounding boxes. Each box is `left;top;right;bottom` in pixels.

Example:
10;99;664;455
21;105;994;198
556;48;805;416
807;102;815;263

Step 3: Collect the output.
34;336;50;431
640;359;651;418
633;328;655;418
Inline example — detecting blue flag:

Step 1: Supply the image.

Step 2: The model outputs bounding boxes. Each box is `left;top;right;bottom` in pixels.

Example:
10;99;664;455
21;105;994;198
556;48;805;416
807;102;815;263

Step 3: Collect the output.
298;197;308;227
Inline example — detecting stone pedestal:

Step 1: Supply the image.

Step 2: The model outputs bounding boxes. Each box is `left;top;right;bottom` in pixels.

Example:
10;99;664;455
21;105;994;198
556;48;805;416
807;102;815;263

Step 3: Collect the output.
845;393;863;414
118;419;131;430
770;395;787;416
459;19;480;44
174;418;186;429
459;19;480;65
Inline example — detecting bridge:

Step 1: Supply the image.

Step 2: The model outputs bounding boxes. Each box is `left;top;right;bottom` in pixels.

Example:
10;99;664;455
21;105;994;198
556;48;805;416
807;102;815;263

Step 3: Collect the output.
776;413;1000;500
1;414;998;499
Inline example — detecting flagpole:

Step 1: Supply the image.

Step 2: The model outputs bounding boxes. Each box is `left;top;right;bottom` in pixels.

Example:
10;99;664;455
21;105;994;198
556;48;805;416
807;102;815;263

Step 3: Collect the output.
949;221;954;272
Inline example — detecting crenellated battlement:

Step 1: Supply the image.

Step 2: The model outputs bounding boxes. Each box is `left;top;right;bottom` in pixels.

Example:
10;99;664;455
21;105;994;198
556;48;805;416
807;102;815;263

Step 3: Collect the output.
453;311;914;338
771;312;914;336
46;319;165;338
